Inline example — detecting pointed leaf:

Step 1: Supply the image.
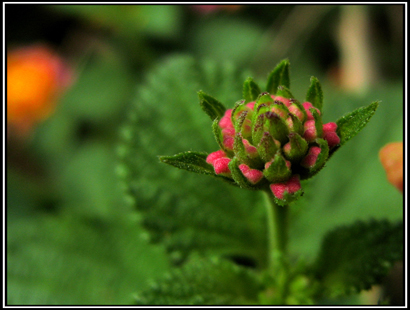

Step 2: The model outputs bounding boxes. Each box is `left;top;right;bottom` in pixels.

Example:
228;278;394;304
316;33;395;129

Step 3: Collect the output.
119;56;268;267
243;77;261;103
159;151;237;186
312;219;403;298
134;256;261;305
306;76;323;112
335;101;379;149
266;59;290;94
198;90;227;121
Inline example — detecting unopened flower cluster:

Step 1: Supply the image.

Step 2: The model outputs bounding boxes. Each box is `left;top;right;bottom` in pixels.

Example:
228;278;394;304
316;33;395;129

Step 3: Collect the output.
206;91;340;205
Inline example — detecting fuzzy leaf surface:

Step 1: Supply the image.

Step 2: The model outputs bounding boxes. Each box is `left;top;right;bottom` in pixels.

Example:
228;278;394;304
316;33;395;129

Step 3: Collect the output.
305;76;323;112
134;255;261;305
198;90;227;121
266;59;290;94
333;101;379;154
118;55;268;267
312;219;403;298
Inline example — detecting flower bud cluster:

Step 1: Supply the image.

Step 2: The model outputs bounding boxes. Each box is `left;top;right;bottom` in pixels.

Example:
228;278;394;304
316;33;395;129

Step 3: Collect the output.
206;92;340;205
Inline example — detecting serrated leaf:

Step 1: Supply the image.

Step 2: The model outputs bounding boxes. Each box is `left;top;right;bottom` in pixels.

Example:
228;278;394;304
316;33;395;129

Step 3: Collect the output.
266;59;290;94
243;77;261;103
159;151;213;175
305;76;323;112
118;55;268;267
159;151;237;186
312;219;403;298
198;90;227;121
134;255;261;305
7;214;169;305
333;101;379;152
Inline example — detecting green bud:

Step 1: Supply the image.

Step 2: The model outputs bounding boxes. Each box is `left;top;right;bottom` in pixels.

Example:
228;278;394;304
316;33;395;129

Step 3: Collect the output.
254;92;274;111
283;132;308;162
266;111;289;144
276;85;294;99
257;131;279;163
263;153;292;183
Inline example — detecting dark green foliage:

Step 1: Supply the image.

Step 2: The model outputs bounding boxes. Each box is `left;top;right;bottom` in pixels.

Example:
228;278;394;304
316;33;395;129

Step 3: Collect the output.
118;55;268;267
312;219;403;298
266;59;290;94
134;255;261;305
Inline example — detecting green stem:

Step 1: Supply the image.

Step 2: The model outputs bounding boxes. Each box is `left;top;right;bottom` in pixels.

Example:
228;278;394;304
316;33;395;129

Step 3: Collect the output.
264;190;290;303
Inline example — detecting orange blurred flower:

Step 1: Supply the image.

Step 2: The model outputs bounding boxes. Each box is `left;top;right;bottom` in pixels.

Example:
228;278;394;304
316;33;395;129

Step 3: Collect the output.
379;142;403;193
7;44;72;136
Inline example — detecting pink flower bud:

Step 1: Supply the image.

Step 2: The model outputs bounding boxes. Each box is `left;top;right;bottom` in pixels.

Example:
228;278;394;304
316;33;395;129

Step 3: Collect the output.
270;183;287;200
287;175;302;193
213;157;232;176
242;138;258;157
222;128;235;137
303;102;320;120
206;150;227;165
288;104;305;122
219;115;234;129
239;164;264;184
270;175;301;200
223;136;234;150
246;101;256;110
323;122;337;132
303;120;317;142
323;131;340;148
274;96;291;107
301;146;321;168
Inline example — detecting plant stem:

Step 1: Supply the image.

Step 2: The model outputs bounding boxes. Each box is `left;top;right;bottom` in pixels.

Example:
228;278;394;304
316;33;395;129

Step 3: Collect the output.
264;190;290;303
264;191;289;266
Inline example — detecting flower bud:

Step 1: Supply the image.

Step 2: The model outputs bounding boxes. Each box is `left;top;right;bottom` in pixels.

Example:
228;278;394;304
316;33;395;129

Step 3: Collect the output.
263;153;292;183
206;149;227;165
288;99;307;122
257;131;280;163
239;164;264;184
266;111;289;144
303;102;321;120
273;95;291;107
303;120;317;142
271;100;290;119
270;175;302;204
213;157;232;177
283;132;308;162
322;122;340;148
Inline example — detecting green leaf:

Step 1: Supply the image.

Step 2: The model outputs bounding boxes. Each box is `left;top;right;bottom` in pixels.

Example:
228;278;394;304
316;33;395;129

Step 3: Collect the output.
266;59;290;94
159;151;237;186
243;77;261;103
312;219;403;298
134;255;261;305
305;76;323;112
118;55;268;267
333;101;379;152
198;90;227;121
7;214;169;305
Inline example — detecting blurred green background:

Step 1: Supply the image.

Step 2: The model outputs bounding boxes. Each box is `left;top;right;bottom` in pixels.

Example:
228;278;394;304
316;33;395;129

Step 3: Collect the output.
6;4;403;305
